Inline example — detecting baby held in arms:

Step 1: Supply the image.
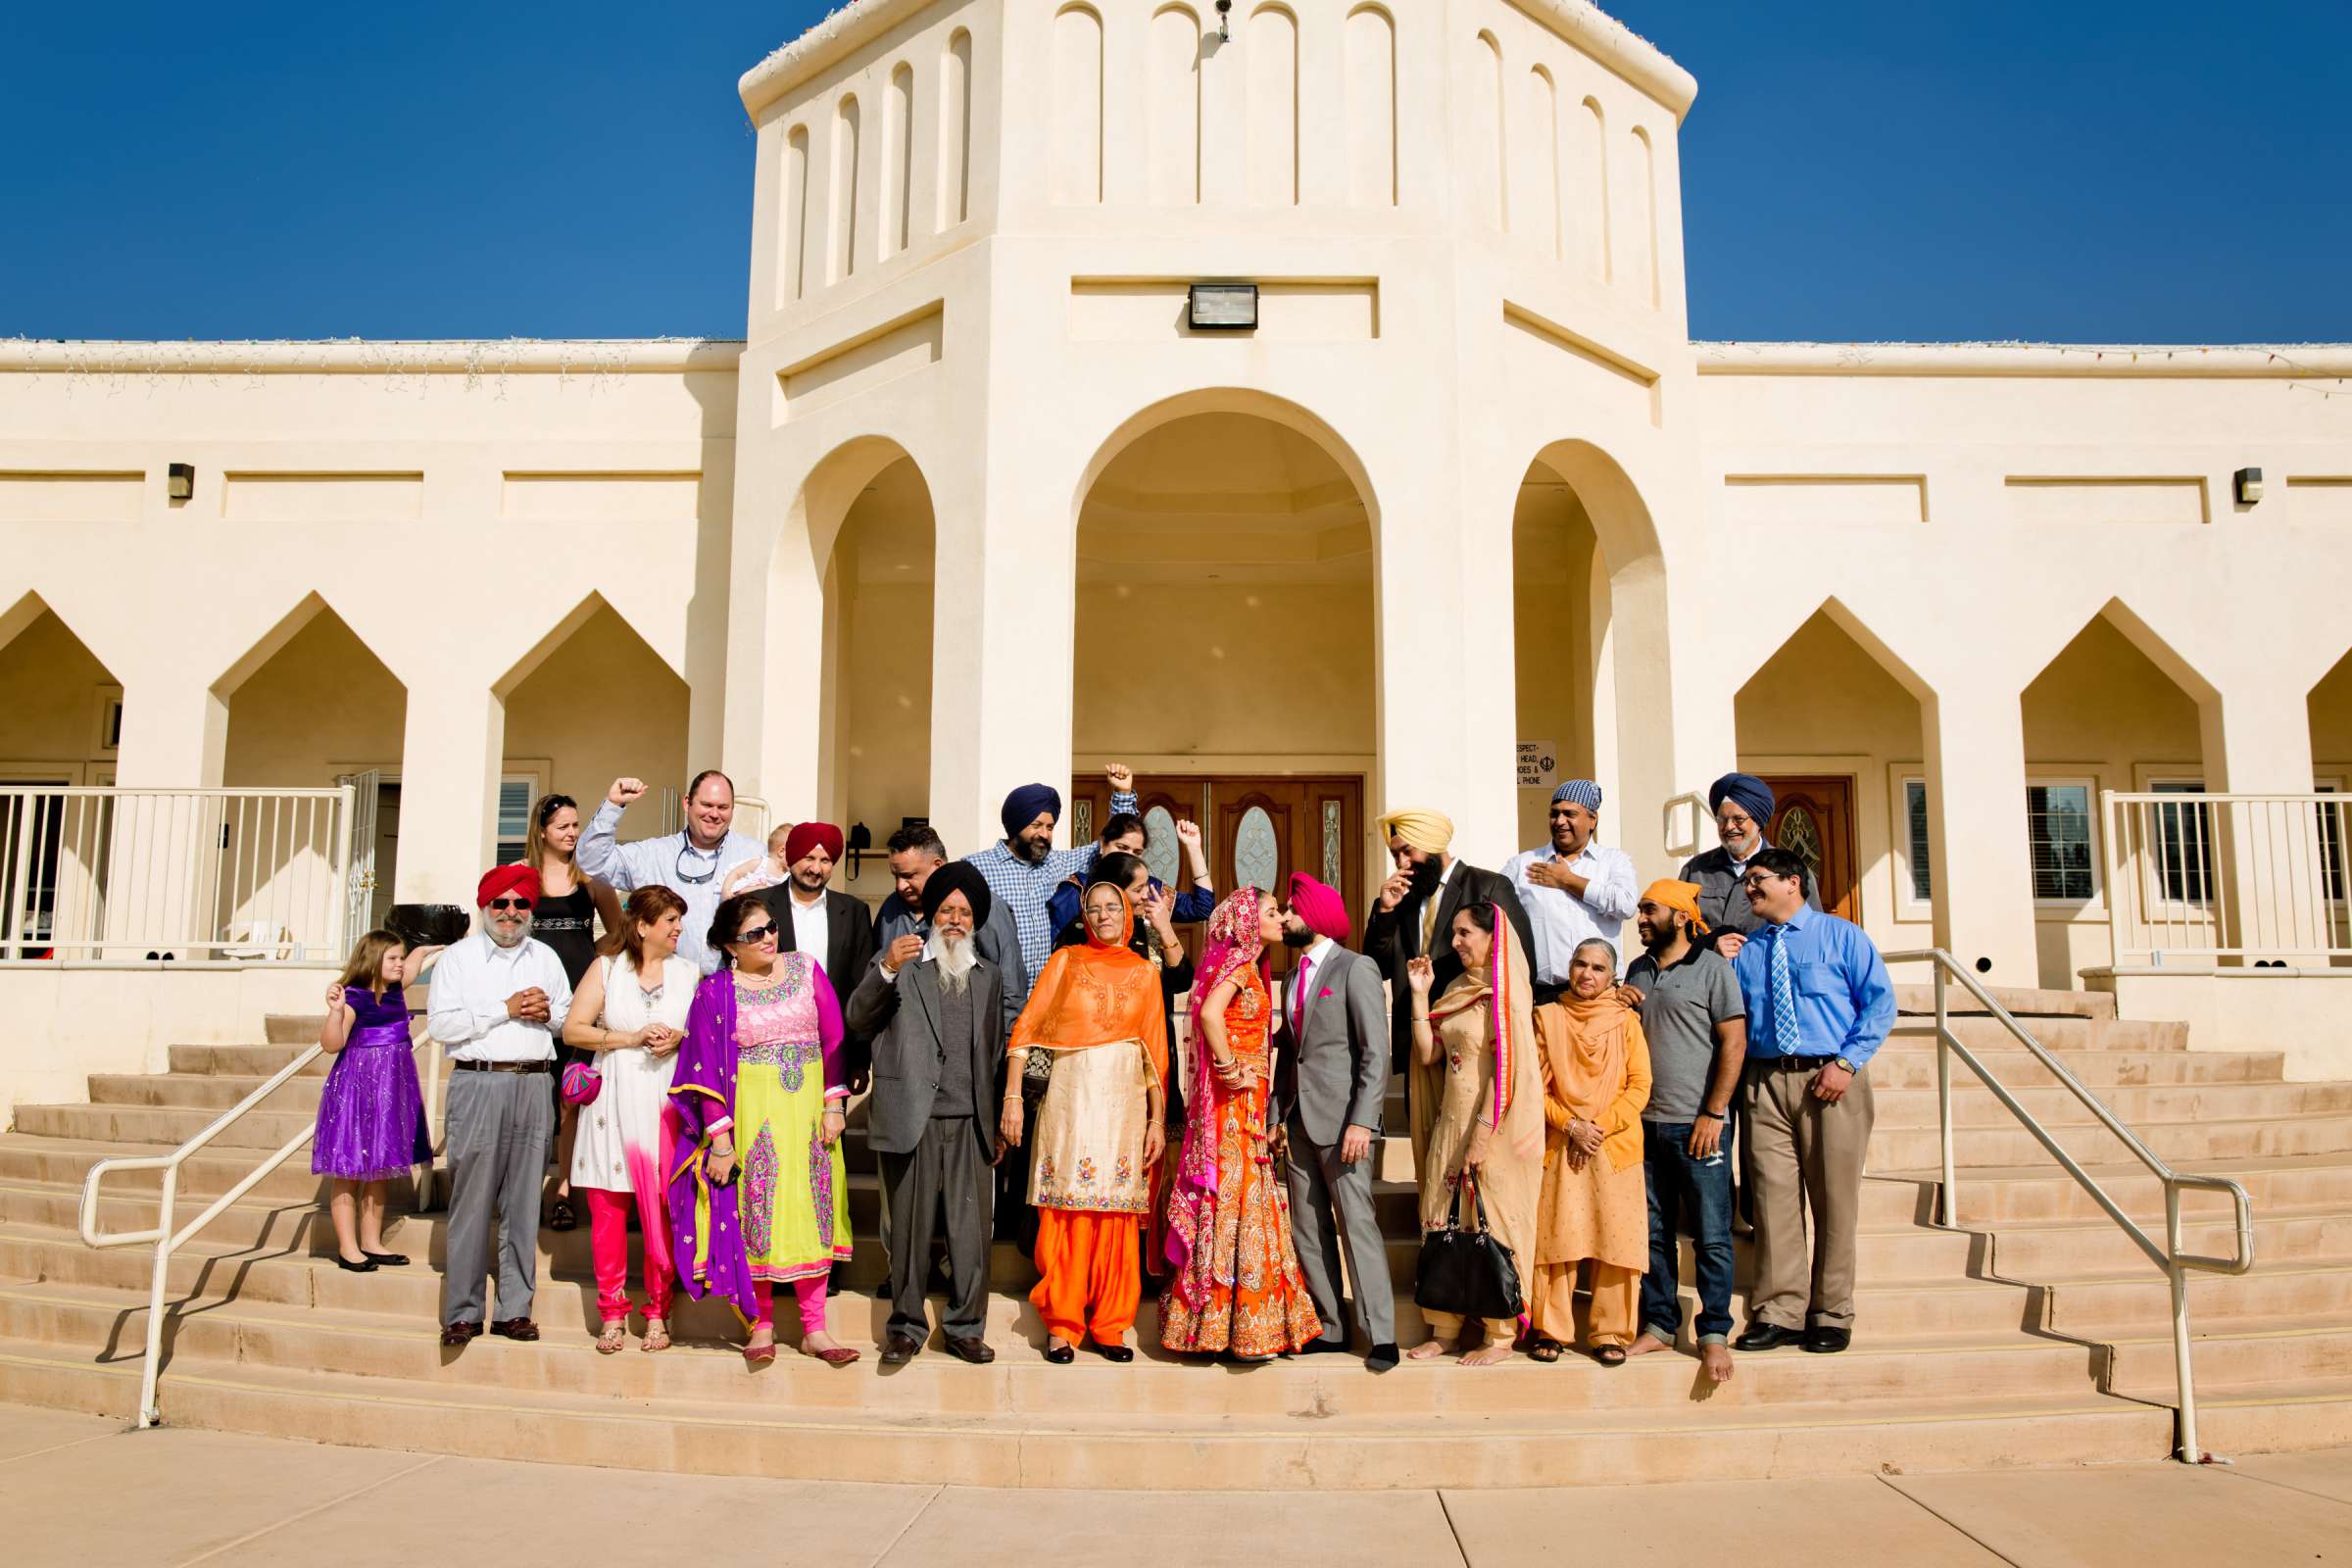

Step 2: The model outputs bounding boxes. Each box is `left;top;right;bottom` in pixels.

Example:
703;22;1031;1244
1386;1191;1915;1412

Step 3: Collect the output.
721;823;797;897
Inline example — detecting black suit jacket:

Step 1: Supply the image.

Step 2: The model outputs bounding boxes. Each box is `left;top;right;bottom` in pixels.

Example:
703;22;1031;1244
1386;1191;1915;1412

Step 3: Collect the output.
762;884;880;1073
1361;860;1536;1072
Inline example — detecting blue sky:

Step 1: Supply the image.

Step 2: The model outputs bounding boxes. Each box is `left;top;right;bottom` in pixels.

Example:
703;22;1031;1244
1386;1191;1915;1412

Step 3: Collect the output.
4;0;2345;343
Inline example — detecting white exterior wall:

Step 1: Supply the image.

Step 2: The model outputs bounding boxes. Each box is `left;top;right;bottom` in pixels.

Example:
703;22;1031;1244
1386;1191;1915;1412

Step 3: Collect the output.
0;0;2348;1103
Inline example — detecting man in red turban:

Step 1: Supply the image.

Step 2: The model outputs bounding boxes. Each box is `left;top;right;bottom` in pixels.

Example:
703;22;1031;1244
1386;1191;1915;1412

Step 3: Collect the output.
758;820;877;1297
1270;871;1399;1371
423;863;573;1347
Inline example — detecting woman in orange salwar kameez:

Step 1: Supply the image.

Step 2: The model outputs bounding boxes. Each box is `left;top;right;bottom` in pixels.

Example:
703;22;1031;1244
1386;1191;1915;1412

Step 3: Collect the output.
1001;880;1168;1363
1160;888;1322;1359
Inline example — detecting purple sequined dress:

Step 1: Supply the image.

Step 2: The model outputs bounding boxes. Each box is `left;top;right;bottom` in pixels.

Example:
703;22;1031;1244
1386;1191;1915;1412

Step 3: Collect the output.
311;985;431;1181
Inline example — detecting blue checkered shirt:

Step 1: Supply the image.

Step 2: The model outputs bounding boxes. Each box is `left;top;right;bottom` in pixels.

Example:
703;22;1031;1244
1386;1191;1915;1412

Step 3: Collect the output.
965;790;1135;977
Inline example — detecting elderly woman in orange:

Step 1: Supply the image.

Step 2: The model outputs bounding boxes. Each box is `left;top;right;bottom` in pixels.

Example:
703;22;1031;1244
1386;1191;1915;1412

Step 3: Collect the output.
1526;937;1652;1364
1405;902;1544;1366
1001;879;1169;1363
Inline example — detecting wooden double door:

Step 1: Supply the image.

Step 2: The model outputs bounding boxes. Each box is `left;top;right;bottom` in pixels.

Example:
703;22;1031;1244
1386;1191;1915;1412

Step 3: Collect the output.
1066;774;1364;975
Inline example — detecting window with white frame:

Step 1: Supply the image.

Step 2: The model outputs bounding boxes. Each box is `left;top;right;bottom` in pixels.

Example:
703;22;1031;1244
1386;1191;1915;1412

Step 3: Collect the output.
494;776;538;866
2149;778;2216;906
2027;780;2096;904
1897;776;1933;906
2319;780;2345;906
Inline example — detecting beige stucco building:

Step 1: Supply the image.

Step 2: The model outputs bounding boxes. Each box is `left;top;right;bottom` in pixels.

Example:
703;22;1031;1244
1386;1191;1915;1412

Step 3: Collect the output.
2;0;2349;1105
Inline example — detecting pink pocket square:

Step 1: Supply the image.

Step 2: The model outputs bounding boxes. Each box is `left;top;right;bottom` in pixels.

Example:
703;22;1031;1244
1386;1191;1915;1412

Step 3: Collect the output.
1319;988;1335;999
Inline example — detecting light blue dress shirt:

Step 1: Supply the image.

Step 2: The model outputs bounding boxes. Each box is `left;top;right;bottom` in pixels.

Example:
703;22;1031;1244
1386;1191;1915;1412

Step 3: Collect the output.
1731;906;1895;1070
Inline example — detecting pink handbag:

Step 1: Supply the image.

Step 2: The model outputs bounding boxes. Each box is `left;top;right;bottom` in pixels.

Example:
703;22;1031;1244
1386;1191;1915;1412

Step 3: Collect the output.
560;1059;603;1107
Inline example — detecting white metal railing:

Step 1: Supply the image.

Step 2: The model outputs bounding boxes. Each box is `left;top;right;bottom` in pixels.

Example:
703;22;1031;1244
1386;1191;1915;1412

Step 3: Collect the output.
76;1021;441;1428
1887;949;2255;1463
0;786;356;962
2105;790;2352;965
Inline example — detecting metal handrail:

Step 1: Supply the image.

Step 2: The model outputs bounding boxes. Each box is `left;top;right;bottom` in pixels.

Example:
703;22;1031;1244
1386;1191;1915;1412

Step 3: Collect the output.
1885;948;2255;1463
76;1031;440;1429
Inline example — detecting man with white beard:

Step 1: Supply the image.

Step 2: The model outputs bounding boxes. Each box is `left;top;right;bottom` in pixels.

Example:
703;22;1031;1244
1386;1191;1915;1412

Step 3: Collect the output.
847;860;1006;1364
426;864;572;1347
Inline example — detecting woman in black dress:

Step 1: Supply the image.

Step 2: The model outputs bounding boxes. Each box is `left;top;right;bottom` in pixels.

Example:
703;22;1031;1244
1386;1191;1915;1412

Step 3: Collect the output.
527;792;621;1231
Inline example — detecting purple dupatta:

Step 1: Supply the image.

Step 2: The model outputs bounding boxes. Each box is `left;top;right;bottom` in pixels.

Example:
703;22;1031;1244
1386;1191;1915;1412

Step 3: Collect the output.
665;969;760;1324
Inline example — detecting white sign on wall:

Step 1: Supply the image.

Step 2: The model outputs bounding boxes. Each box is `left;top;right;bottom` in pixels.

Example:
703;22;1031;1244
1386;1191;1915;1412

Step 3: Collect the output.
1517;740;1558;790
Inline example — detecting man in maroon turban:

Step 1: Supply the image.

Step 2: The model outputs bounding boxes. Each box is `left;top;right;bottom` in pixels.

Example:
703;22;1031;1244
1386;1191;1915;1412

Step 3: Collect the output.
423;862;574;1346
758;819;878;1296
1270;872;1398;1371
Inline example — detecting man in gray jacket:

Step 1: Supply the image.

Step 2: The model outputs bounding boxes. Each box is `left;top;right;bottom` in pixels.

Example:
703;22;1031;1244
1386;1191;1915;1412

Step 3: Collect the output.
848;860;1005;1366
1271;873;1399;1372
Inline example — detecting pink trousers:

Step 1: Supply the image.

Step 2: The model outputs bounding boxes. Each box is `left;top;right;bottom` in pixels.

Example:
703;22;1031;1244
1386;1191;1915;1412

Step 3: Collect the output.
751;1276;830;1338
584;1188;675;1325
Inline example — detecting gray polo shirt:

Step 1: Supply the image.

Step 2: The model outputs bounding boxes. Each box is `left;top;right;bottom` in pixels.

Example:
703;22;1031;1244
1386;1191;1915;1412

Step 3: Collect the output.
1624;945;1744;1124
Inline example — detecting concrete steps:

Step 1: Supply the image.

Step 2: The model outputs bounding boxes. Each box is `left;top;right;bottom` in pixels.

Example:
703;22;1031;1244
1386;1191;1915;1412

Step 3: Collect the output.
5;987;2350;1485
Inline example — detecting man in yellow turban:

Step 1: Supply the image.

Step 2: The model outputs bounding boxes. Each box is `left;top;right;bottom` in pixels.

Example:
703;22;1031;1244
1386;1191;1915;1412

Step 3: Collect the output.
1619;876;1747;1384
1362;806;1535;1157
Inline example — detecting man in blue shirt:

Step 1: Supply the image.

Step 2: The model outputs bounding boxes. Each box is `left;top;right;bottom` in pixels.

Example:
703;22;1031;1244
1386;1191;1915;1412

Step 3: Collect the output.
1730;848;1894;1356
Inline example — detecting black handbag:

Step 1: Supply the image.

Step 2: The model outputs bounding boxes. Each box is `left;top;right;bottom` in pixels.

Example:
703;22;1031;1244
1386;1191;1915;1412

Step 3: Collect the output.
1413;1176;1524;1322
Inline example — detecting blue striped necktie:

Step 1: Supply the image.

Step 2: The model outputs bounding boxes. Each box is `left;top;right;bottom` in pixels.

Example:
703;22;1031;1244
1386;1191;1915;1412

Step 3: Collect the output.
1765;924;1802;1054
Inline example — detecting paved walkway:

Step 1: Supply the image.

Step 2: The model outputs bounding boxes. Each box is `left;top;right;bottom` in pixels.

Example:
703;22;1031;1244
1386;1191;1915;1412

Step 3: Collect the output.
4;1400;2345;1566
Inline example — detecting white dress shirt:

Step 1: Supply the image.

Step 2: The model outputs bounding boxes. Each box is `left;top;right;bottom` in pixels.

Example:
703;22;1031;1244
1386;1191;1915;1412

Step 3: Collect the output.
787;887;830;967
1502;840;1641;983
576;799;764;974
425;930;574;1062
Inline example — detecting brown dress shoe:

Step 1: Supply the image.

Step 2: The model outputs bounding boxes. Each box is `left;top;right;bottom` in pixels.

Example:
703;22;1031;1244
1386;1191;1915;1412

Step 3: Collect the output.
945;1335;996;1365
489;1318;540;1342
441;1321;483;1348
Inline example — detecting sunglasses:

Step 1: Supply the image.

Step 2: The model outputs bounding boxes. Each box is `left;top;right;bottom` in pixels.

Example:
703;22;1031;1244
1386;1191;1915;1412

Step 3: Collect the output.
731;922;778;946
486;898;531;911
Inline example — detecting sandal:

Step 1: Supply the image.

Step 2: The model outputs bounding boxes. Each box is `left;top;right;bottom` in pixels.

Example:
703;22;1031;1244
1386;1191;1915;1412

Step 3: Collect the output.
641;1322;671;1353
1528;1338;1564;1363
595;1323;627;1355
1592;1345;1628;1367
548;1196;577;1232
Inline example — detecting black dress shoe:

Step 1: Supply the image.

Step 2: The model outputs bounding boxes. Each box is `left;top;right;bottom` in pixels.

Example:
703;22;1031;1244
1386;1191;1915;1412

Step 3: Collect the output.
490;1317;540;1342
880;1334;922;1365
334;1254;377;1273
1802;1326;1852;1354
1043;1340;1076;1364
1365;1343;1400;1373
361;1251;409;1267
946;1335;996;1365
1733;1322;1805;1352
1297;1337;1352;1355
440;1320;482;1348
1093;1341;1135;1363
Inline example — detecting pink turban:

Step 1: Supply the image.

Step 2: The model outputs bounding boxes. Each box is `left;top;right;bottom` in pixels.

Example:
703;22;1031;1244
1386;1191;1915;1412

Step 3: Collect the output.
785;821;845;866
475;863;542;907
1287;873;1351;945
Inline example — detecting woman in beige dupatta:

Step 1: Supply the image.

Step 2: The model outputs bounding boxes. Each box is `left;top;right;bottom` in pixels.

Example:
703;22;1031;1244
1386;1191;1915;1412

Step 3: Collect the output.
1527;937;1652;1365
1404;902;1544;1366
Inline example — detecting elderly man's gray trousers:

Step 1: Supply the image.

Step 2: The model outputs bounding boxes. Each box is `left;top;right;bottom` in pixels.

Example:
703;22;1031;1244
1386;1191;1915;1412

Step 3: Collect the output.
439;1068;553;1326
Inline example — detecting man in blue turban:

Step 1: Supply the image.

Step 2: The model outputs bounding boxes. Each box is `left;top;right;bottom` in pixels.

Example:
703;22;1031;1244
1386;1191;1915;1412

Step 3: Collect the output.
965;766;1139;988
1678;772;1817;959
1502;777;1639;1004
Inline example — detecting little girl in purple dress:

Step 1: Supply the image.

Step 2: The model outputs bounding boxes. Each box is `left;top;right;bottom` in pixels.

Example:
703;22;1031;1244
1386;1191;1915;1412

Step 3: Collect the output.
314;930;442;1272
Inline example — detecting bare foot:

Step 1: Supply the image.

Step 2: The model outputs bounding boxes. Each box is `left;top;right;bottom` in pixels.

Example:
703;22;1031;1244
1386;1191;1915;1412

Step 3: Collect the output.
1406;1338;1453;1361
1460;1343;1513;1367
1701;1343;1735;1383
1625;1333;1675;1357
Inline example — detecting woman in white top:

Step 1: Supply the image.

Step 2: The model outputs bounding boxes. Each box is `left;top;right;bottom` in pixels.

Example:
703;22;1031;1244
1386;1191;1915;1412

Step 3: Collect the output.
562;885;698;1352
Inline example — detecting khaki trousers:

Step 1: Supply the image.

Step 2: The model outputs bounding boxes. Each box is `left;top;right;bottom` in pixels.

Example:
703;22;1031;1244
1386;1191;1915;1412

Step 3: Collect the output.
1740;1057;1875;1332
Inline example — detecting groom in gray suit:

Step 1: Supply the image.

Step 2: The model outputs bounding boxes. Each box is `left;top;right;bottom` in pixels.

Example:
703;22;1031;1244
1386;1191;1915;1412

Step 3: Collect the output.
1272;873;1399;1372
846;861;1004;1366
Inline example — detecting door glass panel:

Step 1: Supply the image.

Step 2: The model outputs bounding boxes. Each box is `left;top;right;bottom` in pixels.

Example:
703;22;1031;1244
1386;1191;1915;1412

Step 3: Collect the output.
1322;799;1343;888
1779;805;1825;892
1233;806;1278;894
1142;806;1181;888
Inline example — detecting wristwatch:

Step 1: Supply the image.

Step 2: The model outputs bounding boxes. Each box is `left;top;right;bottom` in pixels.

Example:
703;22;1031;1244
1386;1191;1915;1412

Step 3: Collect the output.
1832;1055;1856;1074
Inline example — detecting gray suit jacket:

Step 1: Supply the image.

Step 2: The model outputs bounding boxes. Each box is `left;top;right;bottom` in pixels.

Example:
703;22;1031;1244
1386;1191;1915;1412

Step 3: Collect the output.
846;955;1004;1157
1270;945;1389;1146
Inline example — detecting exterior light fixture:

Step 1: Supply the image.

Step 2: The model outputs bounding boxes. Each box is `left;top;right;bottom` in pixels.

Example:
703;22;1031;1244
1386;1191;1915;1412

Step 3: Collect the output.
2234;466;2264;506
1215;0;1232;42
167;462;195;501
1188;282;1258;331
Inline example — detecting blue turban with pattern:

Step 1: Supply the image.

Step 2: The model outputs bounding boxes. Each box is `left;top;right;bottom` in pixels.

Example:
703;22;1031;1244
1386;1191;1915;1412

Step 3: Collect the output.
1707;772;1775;826
1000;783;1062;841
1551;779;1603;810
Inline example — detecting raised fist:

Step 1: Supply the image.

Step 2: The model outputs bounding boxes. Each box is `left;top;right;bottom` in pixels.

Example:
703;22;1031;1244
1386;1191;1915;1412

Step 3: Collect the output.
608;777;648;808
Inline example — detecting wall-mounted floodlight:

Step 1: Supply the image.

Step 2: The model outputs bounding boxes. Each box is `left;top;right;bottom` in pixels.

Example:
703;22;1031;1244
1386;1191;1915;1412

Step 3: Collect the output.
2234;466;2264;506
167;462;195;501
1188;282;1257;331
